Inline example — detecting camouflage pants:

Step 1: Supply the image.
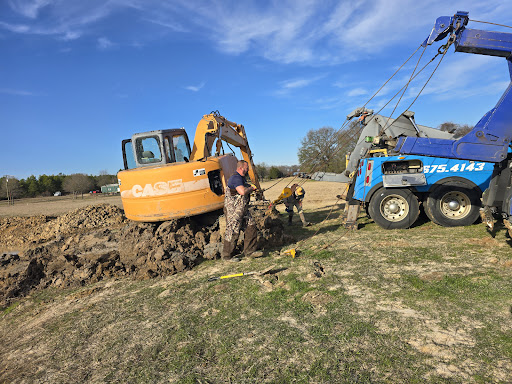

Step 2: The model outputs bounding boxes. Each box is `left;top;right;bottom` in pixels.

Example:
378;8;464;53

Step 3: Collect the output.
222;192;257;259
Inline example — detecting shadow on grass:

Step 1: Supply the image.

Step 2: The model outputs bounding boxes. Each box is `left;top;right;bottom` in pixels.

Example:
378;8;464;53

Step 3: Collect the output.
486;219;512;247
279;205;351;240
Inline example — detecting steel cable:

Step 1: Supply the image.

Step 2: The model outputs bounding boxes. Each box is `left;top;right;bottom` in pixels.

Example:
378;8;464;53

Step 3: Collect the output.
265;45;425;193
469;19;512;29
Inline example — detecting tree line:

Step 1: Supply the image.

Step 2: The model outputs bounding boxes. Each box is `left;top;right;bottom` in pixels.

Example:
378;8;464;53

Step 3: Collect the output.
295;120;474;174
5;119;470;199
0;172;118;200
255;164;301;180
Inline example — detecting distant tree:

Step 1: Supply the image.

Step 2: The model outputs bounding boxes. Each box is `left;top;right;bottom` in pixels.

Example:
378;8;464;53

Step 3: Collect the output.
278;165;299;177
268;166;283;179
25;175;40;197
38;174;58;196
54;174;65;192
96;170;117;189
454;124;473;138
289;164;300;174
0;177;23;200
255;163;268;180
439;122;458;133
298;122;359;174
438;121;473;138
63;174;95;196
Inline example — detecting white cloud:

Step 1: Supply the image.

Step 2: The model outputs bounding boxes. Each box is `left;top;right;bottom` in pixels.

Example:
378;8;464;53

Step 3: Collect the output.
402;54;507;101
184;82;205;92
143;18;187;33
347;88;368;97
275;75;324;96
357;51;511;120
0;21;30;33
61;31;81;41
7;0;52;19
0;88;36;96
1;0;511;66
281;78;314;90
97;36;114;50
2;0;117;40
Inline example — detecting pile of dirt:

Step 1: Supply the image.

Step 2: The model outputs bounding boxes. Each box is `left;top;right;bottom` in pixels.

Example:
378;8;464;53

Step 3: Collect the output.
0;216;51;250
0;203;292;307
0;204;126;250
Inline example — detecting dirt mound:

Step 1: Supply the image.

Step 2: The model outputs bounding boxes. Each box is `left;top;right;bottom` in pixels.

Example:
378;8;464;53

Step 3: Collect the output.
0;204;127;250
0;215;51;250
0;203;292;307
40;203;126;238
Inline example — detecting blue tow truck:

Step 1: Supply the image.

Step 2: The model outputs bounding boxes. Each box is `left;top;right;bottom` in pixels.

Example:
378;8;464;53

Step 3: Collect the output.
344;11;512;231
352;154;494;229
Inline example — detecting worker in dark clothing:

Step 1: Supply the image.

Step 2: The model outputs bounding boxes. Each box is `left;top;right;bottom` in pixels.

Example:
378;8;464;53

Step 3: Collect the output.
222;160;264;262
284;184;310;227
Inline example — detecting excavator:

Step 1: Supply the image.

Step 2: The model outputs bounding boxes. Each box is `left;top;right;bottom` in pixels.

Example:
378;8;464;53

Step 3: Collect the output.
117;111;262;222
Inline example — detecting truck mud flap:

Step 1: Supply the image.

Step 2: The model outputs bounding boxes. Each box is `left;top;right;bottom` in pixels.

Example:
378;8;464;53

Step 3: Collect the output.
344;204;361;230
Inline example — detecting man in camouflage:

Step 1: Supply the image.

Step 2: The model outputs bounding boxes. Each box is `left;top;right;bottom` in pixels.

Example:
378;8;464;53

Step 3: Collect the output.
222;160;263;262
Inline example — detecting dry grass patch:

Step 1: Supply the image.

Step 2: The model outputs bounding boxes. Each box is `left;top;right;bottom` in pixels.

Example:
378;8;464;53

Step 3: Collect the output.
2;187;512;382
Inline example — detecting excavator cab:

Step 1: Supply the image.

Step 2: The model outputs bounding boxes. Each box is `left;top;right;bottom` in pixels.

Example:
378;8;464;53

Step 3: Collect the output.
121;129;191;170
117;112;262;222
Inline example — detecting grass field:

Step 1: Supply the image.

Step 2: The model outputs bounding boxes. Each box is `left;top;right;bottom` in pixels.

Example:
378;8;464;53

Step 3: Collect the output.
1;178;512;383
0;193;123;217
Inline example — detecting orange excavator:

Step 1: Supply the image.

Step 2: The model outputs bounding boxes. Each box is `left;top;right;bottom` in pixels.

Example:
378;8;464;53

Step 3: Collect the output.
117;111;262;222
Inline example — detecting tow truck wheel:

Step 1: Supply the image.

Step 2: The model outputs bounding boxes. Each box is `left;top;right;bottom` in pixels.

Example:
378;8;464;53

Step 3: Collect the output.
368;188;419;229
425;185;481;227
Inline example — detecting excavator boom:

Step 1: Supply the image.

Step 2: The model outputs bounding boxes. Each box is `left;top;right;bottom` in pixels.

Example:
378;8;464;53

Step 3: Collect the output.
190;112;261;190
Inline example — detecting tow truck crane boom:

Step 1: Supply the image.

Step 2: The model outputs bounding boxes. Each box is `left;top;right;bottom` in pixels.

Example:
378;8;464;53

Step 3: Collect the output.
395;11;512;163
385;11;512;233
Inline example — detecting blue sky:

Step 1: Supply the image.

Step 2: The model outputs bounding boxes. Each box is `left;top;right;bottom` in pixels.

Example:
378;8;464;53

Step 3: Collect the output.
1;0;512;179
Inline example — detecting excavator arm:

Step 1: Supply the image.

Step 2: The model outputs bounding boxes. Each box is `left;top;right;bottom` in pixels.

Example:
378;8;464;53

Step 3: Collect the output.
190;112;262;191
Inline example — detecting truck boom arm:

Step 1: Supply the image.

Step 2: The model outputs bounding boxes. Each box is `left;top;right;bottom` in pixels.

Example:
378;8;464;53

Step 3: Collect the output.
395;11;512;162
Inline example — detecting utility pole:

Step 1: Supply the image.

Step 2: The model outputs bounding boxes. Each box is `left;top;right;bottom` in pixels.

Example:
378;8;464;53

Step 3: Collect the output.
4;175;15;206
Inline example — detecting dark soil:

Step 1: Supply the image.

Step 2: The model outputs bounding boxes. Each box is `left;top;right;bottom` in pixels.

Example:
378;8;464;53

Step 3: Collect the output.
0;203;292;308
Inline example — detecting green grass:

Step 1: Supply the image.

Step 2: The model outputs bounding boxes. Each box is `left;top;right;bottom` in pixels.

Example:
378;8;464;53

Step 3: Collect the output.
2;211;512;383
1;302;19;316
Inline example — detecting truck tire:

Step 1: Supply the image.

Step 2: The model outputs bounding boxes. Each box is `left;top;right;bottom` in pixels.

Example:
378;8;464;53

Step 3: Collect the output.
368;188;419;229
424;185;481;227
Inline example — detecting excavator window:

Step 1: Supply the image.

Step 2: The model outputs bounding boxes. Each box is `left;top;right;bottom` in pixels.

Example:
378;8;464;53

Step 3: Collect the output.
172;134;191;163
122;139;136;170
136;136;162;165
